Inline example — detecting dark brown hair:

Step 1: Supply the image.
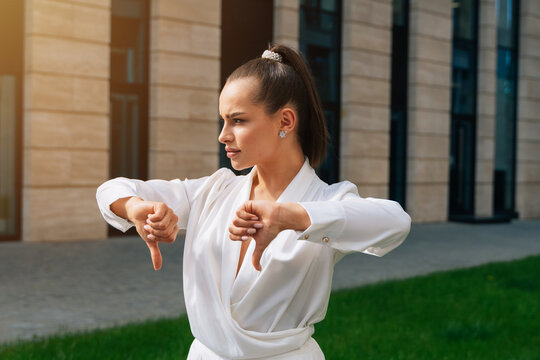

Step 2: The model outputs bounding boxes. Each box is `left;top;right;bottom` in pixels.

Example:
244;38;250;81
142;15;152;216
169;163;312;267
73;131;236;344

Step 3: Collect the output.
225;44;329;168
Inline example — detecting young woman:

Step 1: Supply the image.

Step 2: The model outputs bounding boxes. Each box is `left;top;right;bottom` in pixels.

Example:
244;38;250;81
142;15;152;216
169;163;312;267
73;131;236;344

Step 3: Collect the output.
96;44;411;359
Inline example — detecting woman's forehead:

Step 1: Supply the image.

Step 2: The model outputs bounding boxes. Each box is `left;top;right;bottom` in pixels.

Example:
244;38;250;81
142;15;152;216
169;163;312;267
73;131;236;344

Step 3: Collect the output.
219;78;260;114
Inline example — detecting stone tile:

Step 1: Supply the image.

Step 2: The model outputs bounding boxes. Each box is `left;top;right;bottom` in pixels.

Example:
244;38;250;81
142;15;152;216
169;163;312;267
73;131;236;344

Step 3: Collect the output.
517;141;540;162
408;134;449;159
173;152;219;179
151;52;220;90
343;77;390;105
274;7;298;40
72;0;111;9
73;77;109;113
340;157;389;185
475;183;493;216
341;130;389;158
478;48;496;71
24;112;108;149
518;78;540;99
343;0;371;23
406;184;448;222
521;14;540;36
149;150;175;179
151;19;219;58
518;99;540;120
516;161;540;182
409;85;451;112
477;115;495;139
410;0;452;17
342;49;390;80
517;120;540;141
71;151;109;185
477;137;495;160
73;3;110;43
341;104;390;132
371;1;392;28
477;93;496;116
479;2;496;26
150;86;191;119
406;158;449;183
150;118;218;152
343;22;391;54
516;183;540;218
477;71;496;93
189;89;219;120
519;57;540;79
520;35;540;58
409;35;452;65
408;110;450;135
409;60;451;87
274;0;299;9
152;0;220;26
410;10;452;40
475;159;494;183
23;187;107;242
25;73;72;111
30;0;73;37
479;26;496;51
28;36;109;78
24;149;71;186
522;0;540;17
355;184;389;199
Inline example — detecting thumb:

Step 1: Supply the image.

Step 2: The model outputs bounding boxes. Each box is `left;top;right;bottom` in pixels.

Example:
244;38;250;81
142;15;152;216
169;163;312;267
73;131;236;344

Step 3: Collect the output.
252;245;264;272
146;240;162;271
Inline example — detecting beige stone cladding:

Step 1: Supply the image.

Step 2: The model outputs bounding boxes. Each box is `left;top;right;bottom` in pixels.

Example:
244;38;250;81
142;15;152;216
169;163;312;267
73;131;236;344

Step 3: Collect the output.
23;0;111;241
341;0;392;200
406;0;452;222
516;0;540;218
149;0;220;180
274;0;299;49
475;0;497;216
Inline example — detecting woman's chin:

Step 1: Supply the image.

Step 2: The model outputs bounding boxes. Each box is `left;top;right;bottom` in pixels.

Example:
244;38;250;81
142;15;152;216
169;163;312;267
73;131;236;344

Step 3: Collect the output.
230;159;252;171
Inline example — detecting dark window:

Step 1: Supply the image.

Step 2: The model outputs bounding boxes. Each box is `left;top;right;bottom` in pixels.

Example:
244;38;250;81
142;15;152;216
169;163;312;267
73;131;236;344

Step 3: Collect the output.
110;0;149;180
389;0;409;209
449;0;479;219
493;0;519;217
300;0;342;184
109;0;149;236
219;0;274;172
0;1;23;240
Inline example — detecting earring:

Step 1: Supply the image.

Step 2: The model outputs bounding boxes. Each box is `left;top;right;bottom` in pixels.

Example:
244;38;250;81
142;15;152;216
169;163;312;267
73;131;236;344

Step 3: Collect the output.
279;130;287;138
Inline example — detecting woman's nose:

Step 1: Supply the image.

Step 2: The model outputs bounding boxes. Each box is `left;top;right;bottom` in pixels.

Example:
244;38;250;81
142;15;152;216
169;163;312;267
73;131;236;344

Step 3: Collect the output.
218;124;233;144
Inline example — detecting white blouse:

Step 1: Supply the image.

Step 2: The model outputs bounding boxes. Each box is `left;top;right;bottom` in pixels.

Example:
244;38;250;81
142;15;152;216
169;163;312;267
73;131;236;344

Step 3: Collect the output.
96;158;411;359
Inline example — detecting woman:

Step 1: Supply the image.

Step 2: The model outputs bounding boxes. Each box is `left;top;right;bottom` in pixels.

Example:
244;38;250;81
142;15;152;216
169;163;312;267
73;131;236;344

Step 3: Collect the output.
96;44;411;359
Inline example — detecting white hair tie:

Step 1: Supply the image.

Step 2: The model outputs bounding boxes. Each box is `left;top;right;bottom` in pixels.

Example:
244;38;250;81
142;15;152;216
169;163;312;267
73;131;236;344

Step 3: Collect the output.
261;50;282;62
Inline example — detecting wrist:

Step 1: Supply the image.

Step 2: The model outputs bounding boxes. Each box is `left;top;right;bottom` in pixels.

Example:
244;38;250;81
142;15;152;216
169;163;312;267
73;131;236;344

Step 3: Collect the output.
277;202;311;232
125;196;144;222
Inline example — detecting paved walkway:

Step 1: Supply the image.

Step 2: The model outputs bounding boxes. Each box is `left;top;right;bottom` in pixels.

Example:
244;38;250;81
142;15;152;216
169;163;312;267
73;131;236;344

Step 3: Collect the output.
1;220;539;344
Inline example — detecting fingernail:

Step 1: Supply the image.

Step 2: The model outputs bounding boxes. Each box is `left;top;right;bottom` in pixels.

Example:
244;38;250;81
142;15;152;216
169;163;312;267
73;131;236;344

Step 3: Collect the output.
147;234;155;240
253;223;263;229
241;236;249;241
144;225;151;231
251;216;258;220
247;228;256;234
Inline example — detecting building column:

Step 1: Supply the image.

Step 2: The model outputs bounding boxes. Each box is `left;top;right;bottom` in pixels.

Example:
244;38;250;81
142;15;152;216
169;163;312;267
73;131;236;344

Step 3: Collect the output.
475;0;497;217
406;0;452;222
23;0;111;241
516;0;540;218
340;0;392;199
149;0;221;180
274;0;299;49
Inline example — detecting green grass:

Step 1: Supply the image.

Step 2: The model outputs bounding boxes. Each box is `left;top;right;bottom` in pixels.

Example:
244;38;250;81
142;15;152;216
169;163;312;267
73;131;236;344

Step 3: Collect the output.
2;255;539;360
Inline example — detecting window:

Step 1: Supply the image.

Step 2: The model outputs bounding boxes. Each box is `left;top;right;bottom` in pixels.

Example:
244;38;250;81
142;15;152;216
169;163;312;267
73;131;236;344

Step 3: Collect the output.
389;0;409;208
300;0;342;184
493;0;519;217
449;0;479;218
110;0;149;180
0;1;23;240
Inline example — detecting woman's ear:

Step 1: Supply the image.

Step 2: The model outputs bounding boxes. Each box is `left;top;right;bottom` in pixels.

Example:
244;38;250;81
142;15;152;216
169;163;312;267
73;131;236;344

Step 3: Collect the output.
279;107;297;133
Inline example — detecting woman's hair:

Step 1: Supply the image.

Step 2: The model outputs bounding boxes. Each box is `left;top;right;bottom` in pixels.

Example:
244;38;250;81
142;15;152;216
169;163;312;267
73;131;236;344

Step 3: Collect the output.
226;44;329;168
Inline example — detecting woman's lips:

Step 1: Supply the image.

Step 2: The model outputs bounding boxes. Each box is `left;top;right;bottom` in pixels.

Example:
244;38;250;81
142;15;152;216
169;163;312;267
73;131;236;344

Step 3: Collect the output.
225;148;240;158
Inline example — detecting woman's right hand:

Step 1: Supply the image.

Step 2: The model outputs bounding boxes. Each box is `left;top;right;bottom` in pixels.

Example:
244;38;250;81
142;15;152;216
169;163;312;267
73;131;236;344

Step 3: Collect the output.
116;197;179;270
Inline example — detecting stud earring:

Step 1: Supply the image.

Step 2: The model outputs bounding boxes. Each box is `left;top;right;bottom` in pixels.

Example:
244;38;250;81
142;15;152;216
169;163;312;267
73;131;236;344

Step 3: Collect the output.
279;130;287;138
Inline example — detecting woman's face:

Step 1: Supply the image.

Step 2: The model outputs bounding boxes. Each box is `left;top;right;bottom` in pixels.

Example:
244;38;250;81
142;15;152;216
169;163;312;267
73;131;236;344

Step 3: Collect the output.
218;77;283;171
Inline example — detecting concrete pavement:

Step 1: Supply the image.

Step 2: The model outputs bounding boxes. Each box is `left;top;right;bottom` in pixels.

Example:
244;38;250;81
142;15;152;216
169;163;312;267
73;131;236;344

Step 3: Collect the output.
1;220;539;344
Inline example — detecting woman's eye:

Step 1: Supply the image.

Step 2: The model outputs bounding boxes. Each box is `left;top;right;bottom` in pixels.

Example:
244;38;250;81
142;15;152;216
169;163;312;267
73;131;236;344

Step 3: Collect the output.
233;118;244;123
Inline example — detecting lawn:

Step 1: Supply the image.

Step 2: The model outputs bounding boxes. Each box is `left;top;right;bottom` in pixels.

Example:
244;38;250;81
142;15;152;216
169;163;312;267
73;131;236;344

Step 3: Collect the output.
1;255;539;360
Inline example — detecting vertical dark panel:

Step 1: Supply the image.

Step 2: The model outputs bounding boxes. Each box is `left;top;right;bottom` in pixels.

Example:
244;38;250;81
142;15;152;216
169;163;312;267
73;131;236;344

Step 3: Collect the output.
300;0;342;184
493;0;519;217
220;0;274;170
0;1;23;241
389;0;409;209
109;0;149;236
449;0;479;219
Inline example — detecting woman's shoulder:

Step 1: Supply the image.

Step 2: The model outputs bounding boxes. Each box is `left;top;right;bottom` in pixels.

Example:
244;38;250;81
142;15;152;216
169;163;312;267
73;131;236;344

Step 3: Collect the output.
312;177;360;200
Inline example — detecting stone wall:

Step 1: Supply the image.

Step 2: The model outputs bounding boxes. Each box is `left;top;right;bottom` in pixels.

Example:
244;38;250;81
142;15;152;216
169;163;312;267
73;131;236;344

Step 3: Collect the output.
274;0;299;49
340;0;392;199
23;0;111;241
406;0;452;222
149;0;221;180
516;0;540;218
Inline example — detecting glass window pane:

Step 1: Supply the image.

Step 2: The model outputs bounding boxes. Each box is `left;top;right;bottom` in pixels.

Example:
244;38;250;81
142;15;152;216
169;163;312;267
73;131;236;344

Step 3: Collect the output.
0;75;17;234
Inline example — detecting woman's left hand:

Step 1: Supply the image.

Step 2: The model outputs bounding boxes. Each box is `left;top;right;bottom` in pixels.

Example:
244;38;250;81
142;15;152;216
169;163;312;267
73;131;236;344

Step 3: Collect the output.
229;200;283;271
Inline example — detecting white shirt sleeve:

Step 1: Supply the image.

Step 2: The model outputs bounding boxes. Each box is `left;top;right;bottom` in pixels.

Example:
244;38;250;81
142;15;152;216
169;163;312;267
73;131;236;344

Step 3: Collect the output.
96;176;210;233
296;181;411;257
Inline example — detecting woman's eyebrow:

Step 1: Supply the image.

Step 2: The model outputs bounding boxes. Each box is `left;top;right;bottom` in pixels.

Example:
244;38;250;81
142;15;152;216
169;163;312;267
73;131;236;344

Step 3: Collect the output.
222;112;246;119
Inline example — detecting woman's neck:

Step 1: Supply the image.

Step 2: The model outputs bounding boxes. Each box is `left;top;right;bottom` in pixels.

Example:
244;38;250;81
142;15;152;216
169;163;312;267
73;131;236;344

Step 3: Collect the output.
251;152;305;201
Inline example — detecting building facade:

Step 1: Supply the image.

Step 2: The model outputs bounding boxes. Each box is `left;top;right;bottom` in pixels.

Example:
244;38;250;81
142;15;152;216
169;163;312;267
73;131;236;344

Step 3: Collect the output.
0;0;538;242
